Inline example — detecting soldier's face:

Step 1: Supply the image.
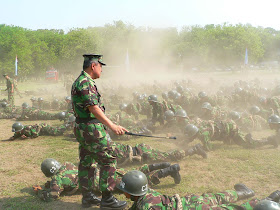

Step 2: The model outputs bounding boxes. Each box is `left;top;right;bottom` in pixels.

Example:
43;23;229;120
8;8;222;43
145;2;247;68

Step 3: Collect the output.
92;63;103;79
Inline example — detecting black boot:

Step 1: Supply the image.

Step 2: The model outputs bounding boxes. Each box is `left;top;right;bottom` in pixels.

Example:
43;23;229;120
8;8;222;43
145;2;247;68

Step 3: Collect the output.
100;190;127;209
234;183;255;201
82;191;101;208
266;190;280;202
148;162;171;171
185;144;208;159
158;164;181;184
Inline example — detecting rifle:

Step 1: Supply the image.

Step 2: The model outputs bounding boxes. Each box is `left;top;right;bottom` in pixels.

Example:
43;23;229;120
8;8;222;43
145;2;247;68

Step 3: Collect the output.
125;131;176;139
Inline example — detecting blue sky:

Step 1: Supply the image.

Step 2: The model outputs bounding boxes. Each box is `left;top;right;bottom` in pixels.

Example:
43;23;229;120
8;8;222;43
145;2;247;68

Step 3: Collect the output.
1;0;279;31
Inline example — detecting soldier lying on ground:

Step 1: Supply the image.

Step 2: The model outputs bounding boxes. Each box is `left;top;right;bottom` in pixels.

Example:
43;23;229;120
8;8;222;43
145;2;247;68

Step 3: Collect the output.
9;122;70;140
33;158;181;206
117;170;280;210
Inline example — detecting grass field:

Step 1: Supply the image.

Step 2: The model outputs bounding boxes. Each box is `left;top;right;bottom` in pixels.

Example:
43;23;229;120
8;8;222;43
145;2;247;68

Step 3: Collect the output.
1;72;280;209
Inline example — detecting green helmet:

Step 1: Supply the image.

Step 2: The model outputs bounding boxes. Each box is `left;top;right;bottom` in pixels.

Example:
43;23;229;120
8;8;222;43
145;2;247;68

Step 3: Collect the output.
57;112;66;120
249;105;260;115
119;103;128;111
12;122;24;132
168;90;178;100
41;158;62;177
38;97;43;102
174;109;188;118
235;87;243;94
253;200;280;210
68;115;76;123
117;170;148;196
176;85;184;93
230;111;241;120
164;110;175;121
22;102;29;109
30;97;36;101
65;96;71;101
268;115;280;124
198;91;207;98
184;124;199;138
174;92;181;100
148;95;158;103
201;102;212;111
0;101;8;108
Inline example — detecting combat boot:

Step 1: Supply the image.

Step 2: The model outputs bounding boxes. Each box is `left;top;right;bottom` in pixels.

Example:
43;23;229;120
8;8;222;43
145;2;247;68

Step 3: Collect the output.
100;190;127;209
148;162;171;171
266;190;280;202
185;144;207;159
82;191;101;208
234;183;255;201
158;164;181;184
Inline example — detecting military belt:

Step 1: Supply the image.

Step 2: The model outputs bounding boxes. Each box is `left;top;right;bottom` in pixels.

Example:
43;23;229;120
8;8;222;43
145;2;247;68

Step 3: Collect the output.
76;118;101;124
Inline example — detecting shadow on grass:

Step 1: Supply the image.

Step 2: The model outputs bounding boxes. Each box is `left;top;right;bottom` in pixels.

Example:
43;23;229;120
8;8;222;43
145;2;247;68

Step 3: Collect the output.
0;195;100;210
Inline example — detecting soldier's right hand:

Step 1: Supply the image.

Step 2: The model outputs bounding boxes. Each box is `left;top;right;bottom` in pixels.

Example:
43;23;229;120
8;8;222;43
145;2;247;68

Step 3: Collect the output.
110;124;128;135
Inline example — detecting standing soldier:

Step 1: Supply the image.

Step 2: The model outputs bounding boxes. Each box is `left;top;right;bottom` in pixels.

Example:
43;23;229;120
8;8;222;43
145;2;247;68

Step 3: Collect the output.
3;74;14;108
71;54;128;209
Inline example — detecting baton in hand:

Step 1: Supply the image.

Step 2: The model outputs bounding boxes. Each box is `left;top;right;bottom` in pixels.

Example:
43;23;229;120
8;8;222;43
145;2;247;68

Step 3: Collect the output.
125;131;176;140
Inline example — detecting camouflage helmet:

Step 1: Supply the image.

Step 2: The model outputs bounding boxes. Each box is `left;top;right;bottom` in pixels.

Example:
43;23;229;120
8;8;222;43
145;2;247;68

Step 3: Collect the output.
174;109;188;118
162;92;168;100
198;91;207;98
22;102;29;109
68;115;76;123
57;112;66;120
249;105;261;115
119;103;128;111
268;115;280;124
12;122;24;132
65;96;71;101
30;96;36;101
41;158;62;177
201;102;212;111
164;110;175;121
38;97;43;102
230;111;241;120
148;95;158;103
184;124;199;138
168;90;178;100
0;101;8;108
117;170;148;196
253;200;280;210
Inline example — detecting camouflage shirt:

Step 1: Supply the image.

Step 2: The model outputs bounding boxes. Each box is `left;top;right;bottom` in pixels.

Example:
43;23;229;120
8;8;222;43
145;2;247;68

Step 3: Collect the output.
71;71;105;119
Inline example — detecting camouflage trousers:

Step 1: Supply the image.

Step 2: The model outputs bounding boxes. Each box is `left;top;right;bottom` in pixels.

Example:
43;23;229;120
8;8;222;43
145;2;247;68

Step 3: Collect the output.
8;91;14;108
182;190;259;209
40;124;66;136
74;122;117;192
92;164;163;192
114;143;185;164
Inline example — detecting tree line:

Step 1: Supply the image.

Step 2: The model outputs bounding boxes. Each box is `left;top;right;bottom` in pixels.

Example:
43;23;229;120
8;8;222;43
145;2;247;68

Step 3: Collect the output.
0;21;280;76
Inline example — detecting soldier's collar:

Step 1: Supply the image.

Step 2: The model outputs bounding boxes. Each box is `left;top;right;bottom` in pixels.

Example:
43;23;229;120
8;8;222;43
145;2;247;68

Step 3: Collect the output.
82;71;95;83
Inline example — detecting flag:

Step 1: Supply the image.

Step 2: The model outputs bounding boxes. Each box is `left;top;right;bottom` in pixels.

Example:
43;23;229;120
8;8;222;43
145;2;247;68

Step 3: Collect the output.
125;49;130;72
15;56;18;76
244;48;248;65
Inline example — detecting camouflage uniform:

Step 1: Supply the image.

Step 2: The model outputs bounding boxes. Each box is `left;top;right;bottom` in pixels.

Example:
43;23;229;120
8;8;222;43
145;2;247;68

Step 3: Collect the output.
131;188;259;210
17;107;56;120
113;143;186;164
234;115;268;132
6;77;14;107
151;102;166;125
195;120;247;151
71;70;117;193
11;123;67;139
38;163;171;201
